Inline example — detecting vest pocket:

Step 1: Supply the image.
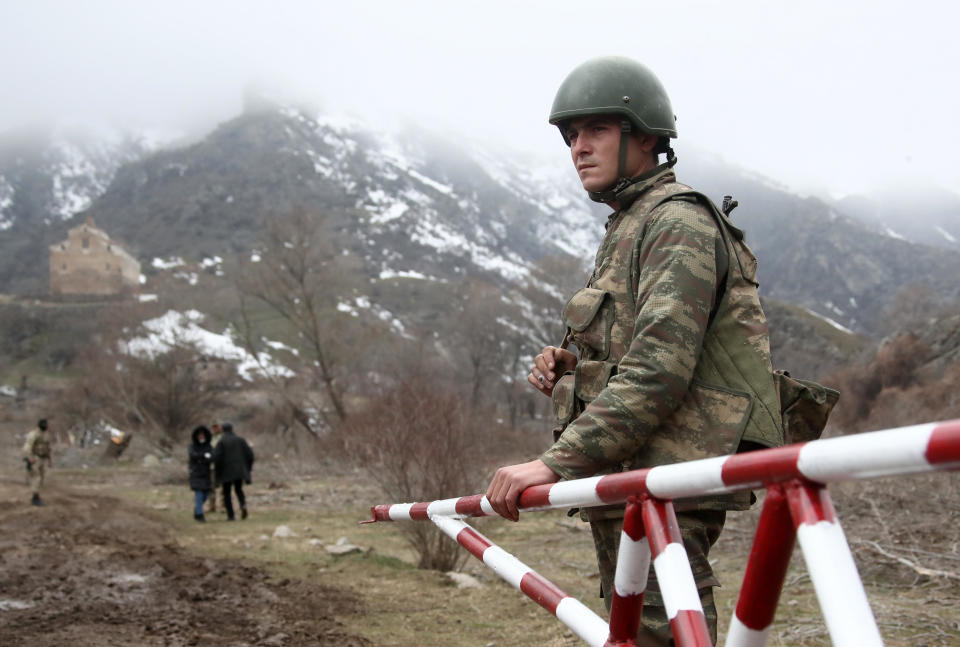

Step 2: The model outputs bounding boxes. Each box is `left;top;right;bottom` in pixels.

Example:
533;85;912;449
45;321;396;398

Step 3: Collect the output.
562;287;613;360
574;360;618;403
774;370;840;444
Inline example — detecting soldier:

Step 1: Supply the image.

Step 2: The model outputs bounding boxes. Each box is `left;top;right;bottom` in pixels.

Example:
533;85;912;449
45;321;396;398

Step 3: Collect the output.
23;418;54;506
485;56;784;645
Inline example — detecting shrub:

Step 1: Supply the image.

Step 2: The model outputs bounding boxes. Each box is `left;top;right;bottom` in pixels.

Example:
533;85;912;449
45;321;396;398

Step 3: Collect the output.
332;377;488;571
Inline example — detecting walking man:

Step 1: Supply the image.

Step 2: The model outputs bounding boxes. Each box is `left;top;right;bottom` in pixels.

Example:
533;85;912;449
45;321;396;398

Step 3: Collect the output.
23;418;54;506
485;56;784;645
213;421;254;521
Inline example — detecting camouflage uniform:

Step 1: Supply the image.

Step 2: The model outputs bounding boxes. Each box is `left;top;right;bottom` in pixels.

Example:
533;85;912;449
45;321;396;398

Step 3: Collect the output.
23;425;53;501
541;166;783;644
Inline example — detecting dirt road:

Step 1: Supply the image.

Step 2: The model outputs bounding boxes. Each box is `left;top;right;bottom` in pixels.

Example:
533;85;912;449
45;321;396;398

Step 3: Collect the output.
0;478;369;647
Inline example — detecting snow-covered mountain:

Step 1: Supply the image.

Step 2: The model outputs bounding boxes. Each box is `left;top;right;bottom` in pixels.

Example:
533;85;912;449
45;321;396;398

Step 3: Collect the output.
0;126;156;229
2;104;959;343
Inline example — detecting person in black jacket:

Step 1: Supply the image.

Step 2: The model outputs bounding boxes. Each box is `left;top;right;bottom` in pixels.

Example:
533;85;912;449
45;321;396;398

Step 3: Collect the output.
188;425;214;522
213;421;254;521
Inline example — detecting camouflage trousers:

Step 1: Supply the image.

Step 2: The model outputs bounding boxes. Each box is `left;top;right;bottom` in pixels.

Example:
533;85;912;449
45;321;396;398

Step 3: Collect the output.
590;509;726;646
28;461;47;495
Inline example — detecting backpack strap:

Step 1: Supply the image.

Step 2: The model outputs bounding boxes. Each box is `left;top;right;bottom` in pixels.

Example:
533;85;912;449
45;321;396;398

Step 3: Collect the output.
641;189;737;326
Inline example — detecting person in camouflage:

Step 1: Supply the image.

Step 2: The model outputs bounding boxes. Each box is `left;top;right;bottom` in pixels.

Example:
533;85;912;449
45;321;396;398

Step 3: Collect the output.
486;56;784;645
23;418;54;506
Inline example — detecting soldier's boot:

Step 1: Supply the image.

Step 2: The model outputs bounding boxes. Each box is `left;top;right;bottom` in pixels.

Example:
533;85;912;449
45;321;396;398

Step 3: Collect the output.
241;506;248;520
31;493;44;506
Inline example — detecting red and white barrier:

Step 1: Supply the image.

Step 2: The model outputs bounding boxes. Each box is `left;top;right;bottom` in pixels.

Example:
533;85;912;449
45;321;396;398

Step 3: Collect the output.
431;514;610;647
365;419;960;647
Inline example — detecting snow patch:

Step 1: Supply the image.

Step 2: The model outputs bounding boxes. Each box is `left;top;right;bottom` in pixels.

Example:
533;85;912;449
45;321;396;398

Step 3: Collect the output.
379;269;429;280
152;257;185;270
802;307;854;334
407;169;454;195
935;225;957;243
0;175;16;230
884;226;906;241
123;310;293;381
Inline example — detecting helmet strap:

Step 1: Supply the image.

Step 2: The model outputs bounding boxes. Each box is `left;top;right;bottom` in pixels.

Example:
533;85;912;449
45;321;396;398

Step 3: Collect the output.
588;143;678;204
588;120;633;203
617;119;631;180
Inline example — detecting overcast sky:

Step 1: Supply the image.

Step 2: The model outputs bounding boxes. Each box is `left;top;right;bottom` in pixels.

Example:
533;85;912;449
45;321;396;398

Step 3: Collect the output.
2;0;958;198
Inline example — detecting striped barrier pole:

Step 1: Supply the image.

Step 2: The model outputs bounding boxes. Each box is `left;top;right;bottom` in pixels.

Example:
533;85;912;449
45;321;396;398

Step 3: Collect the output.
607;497;647;644
785;480;883;646
724;484;795;647
429;514;611;647
640;496;714;647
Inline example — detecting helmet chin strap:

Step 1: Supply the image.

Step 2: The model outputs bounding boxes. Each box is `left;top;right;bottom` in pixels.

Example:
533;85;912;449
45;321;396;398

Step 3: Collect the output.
587;120;677;204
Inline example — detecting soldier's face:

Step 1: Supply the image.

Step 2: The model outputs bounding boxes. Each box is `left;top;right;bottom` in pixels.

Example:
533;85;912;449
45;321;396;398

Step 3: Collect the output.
565;116;655;193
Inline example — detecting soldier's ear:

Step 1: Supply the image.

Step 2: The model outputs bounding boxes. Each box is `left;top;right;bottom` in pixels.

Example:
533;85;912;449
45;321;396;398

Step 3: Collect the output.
635;133;658;154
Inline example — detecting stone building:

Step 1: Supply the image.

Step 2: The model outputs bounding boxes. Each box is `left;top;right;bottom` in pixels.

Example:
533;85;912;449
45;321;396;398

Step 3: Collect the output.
50;217;140;296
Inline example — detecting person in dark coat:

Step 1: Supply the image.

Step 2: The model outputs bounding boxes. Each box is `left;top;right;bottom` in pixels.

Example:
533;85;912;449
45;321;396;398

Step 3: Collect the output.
213;421;254;521
188;425;214;522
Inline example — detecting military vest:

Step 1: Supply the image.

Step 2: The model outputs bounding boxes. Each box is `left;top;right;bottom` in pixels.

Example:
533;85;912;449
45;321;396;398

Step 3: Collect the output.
552;174;783;510
31;431;52;458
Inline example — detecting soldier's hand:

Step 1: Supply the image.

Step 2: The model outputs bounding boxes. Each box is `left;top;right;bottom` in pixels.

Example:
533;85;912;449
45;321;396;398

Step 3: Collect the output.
528;346;578;396
485;459;560;522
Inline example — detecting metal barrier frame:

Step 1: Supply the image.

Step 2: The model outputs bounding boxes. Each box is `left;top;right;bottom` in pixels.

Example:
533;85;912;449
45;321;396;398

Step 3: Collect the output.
365;419;960;646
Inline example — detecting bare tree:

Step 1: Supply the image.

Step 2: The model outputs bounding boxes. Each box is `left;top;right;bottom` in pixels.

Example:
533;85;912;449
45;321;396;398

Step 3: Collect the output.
237;208;380;430
63;330;226;451
447;279;510;408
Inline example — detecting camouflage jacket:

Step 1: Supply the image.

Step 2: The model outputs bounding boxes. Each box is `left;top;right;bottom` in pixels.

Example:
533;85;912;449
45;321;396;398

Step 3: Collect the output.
540;167;782;511
23;428;52;459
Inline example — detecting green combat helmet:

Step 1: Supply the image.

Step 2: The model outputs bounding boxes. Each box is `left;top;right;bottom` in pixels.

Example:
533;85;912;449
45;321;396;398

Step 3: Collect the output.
549;56;678;203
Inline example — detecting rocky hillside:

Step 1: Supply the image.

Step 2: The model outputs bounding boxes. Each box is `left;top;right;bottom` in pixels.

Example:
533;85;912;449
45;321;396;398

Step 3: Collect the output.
681;151;960;337
835;186;960;253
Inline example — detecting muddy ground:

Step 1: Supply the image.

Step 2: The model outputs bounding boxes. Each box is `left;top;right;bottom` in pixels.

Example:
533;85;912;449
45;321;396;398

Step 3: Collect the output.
0;477;370;647
1;456;958;647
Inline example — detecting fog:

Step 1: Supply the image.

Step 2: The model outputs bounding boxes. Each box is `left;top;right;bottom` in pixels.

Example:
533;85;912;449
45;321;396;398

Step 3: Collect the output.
2;0;958;198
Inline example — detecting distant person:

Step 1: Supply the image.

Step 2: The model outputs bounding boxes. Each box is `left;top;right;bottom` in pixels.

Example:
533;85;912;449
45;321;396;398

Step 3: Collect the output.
23;418;53;506
213;422;254;521
188;425;214;522
206;421;224;515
